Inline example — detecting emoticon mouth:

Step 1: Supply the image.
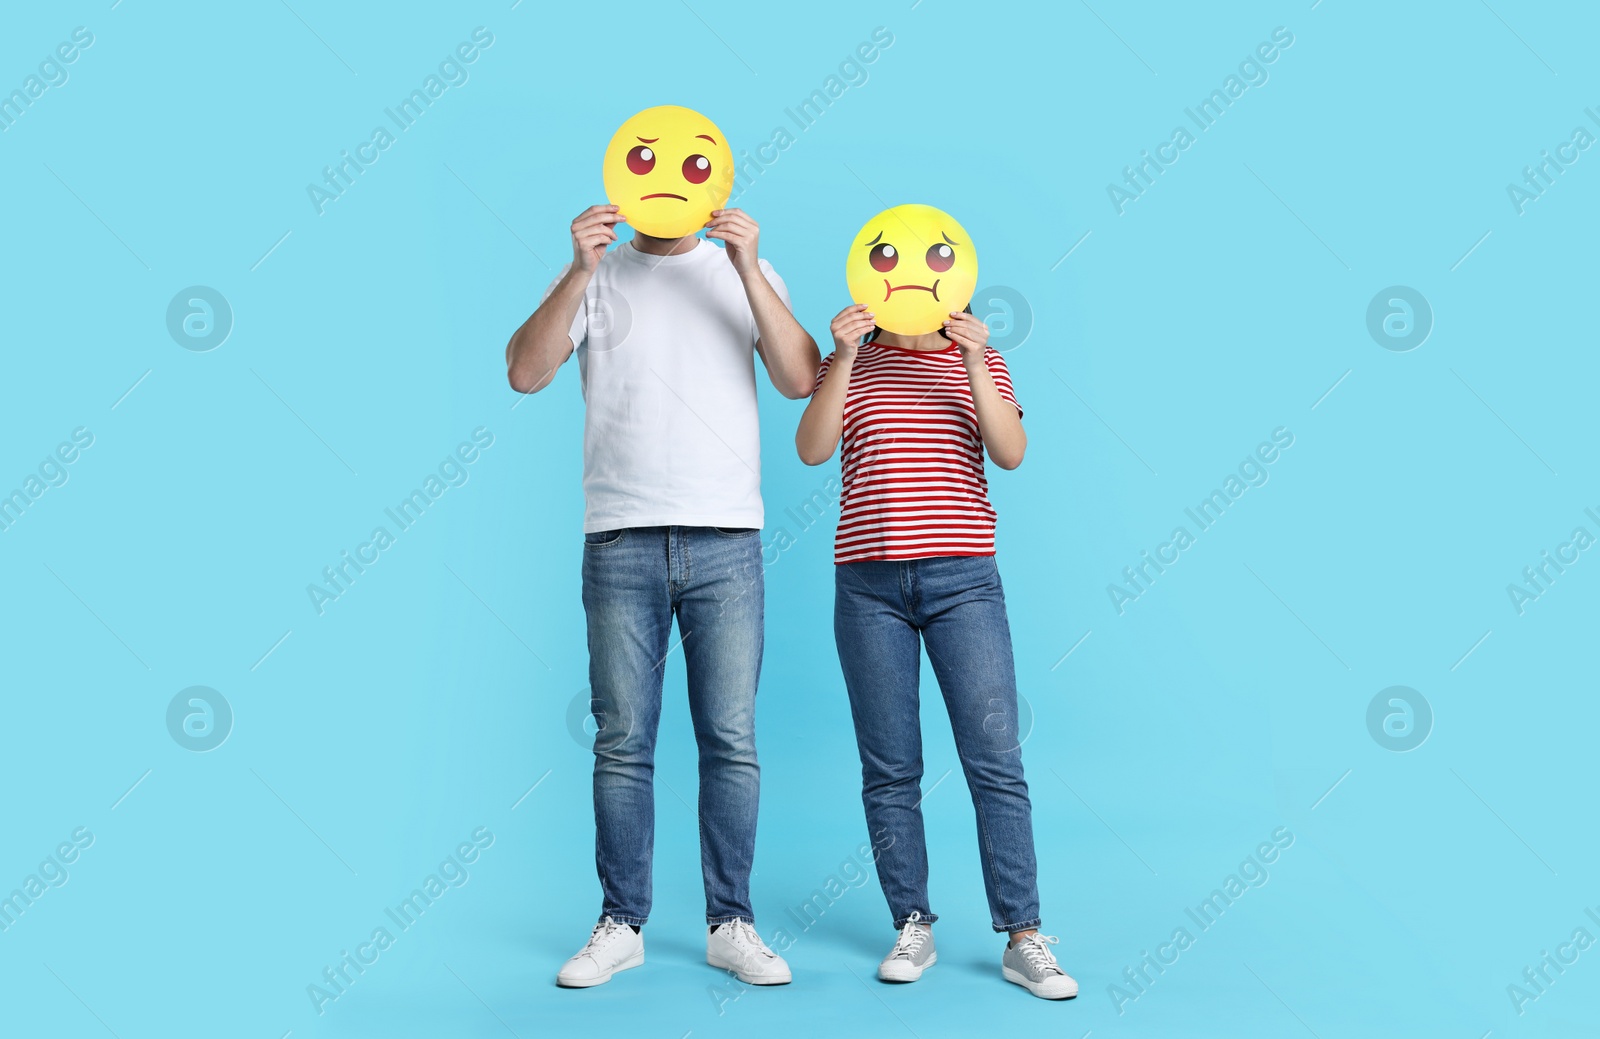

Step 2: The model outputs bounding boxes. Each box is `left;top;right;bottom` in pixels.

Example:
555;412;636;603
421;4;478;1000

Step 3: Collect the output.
884;279;940;301
640;192;687;201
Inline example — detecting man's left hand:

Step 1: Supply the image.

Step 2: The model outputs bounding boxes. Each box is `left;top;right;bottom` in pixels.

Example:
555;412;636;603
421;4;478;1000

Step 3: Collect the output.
706;208;761;276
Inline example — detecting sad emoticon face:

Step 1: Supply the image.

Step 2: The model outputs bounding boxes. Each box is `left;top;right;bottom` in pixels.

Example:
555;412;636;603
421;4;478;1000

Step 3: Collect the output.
845;204;978;336
602;105;735;239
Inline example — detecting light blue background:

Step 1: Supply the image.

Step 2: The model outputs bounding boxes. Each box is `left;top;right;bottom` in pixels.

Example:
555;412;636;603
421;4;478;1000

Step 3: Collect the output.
2;1;1597;1036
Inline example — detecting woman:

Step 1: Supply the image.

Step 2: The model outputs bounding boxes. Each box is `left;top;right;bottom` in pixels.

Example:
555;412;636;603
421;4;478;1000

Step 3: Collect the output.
795;300;1076;1000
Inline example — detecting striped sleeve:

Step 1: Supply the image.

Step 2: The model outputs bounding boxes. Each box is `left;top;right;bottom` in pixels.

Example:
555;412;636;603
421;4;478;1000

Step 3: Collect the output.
985;349;1022;417
812;352;835;395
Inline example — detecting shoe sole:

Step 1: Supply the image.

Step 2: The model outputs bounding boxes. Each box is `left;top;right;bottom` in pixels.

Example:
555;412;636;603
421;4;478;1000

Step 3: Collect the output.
878;951;937;982
557;949;644;988
1002;964;1078;1000
706;953;792;985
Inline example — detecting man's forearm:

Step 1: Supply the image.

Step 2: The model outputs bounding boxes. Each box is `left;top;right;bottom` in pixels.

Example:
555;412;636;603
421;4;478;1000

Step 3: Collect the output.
743;270;819;399
507;270;586;394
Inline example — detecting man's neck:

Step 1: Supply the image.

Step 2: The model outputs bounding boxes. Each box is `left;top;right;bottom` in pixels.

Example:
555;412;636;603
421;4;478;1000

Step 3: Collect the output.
629;232;699;257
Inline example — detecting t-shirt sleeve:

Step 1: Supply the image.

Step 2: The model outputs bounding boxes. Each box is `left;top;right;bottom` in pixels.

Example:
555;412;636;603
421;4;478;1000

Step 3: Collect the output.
984;348;1023;417
541;263;586;351
750;258;793;346
812;351;835;395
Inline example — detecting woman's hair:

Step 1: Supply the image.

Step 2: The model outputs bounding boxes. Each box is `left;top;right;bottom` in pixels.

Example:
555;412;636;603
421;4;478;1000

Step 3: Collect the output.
862;303;973;345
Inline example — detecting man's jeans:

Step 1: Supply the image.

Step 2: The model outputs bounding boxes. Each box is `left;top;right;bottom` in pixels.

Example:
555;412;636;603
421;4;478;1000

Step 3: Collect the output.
582;525;764;926
834;554;1042;933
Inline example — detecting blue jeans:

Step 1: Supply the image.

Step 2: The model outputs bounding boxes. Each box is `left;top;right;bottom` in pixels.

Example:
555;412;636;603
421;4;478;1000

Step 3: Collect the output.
834;555;1042;933
582;525;764;926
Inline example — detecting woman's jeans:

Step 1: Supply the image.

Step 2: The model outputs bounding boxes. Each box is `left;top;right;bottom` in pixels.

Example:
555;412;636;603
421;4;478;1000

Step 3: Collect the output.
582;525;764;926
834;555;1042;933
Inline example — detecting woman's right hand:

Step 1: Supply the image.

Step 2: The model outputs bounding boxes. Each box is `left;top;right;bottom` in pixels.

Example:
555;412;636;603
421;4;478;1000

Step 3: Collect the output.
799;306;869;465
830;304;875;356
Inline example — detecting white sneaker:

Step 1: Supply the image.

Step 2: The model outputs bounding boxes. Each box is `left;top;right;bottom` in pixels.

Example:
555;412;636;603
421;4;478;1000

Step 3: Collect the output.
556;916;644;988
706;920;792;985
1002;932;1078;999
878;912;937;982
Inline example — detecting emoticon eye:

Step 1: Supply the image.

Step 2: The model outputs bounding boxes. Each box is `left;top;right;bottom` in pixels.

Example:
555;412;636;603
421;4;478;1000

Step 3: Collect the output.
626;145;655;175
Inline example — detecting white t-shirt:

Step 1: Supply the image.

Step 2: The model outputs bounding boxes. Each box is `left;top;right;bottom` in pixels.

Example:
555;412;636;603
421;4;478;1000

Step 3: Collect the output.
543;238;791;533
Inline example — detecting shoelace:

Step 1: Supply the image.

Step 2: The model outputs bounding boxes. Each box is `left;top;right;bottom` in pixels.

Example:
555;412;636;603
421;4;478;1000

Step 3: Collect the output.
583;916;630;956
890;912;930;959
1016;932;1063;975
722;920;775;959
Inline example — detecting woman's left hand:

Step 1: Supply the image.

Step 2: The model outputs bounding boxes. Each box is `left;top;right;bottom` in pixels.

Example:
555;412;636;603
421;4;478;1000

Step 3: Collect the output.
943;311;990;363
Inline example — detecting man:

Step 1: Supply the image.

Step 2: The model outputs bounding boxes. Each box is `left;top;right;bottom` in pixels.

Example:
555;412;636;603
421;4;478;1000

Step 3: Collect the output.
506;196;818;988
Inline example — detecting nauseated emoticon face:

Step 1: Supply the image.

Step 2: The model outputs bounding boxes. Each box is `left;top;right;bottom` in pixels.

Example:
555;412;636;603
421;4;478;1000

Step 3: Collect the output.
602;105;735;239
845;204;978;336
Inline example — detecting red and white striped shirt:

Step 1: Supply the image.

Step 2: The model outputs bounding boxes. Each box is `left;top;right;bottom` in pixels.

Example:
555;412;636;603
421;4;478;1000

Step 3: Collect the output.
814;340;1022;564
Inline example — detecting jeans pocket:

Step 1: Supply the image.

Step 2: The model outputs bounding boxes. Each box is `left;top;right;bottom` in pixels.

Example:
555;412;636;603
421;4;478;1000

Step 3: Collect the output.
584;529;626;547
712;527;759;538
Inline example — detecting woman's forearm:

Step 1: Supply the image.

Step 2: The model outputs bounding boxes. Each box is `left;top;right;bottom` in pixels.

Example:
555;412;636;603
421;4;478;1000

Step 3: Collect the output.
964;357;1027;469
796;351;855;465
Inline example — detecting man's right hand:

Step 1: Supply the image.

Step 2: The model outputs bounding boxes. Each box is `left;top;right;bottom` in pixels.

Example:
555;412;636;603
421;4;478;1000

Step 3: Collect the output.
572;204;625;273
505;205;620;393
